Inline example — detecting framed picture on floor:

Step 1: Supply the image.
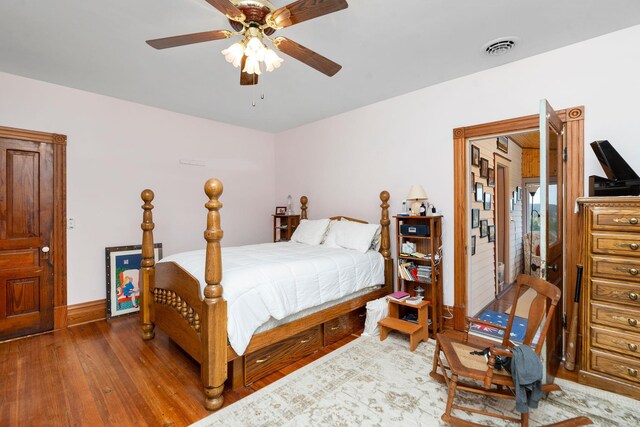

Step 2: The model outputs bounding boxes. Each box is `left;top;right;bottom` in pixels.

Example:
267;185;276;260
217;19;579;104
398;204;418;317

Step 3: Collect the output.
480;220;488;237
475;182;484;202
480;158;489;178
471;145;480;166
106;243;163;319
471;208;480;228
487;168;495;187
497;136;508;153
471;235;476;255
483;192;492;210
488;225;496;242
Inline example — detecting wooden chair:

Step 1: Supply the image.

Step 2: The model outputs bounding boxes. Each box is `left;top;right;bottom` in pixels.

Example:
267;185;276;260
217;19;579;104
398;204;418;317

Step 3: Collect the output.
431;274;592;426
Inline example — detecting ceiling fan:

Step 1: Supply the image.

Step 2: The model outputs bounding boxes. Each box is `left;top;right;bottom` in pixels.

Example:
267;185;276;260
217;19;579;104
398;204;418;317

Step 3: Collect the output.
146;0;348;86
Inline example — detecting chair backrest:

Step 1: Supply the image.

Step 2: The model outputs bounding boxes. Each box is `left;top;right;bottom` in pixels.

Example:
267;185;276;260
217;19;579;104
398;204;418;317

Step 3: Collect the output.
502;274;561;355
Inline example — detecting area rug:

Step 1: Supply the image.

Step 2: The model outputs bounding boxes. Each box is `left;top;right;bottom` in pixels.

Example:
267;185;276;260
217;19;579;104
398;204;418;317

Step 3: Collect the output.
192;333;639;426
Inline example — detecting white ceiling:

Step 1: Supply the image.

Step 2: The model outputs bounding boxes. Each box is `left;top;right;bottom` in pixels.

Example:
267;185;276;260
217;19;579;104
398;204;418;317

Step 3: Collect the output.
2;0;640;133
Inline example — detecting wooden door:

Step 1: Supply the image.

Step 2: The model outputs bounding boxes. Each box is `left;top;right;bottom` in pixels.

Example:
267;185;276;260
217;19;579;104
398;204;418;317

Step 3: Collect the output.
539;99;565;382
0;137;55;340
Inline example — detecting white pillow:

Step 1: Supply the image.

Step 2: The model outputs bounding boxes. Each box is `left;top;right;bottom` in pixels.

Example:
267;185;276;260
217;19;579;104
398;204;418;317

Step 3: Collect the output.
335;221;382;253
291;218;331;245
320;219;344;248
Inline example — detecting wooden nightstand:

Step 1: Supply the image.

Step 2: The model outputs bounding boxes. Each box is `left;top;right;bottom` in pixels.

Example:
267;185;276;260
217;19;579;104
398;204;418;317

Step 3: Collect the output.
378;298;430;352
272;214;300;242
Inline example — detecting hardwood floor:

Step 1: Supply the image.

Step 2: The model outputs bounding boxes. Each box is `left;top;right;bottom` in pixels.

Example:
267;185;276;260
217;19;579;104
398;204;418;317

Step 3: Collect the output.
0;315;359;426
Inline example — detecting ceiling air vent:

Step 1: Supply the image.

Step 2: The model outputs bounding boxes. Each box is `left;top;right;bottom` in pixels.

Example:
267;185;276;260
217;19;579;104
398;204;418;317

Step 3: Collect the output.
484;39;517;56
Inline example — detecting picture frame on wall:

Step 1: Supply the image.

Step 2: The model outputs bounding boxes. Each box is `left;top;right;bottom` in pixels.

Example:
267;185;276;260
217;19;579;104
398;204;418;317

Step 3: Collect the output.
497;136;509;153
487;168;495;187
471;145;480;166
510;198;515;212
517;186;522;201
471;235;476;255
483;192;492;210
488;225;496;242
471;208;480;228
480;158;489;178
480;220;488;237
106;243;163;319
471;172;475;191
475;182;484;202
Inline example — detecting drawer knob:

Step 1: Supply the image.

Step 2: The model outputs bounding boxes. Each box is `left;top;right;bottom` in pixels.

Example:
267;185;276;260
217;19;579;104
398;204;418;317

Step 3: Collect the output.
300;338;311;344
330;326;340;331
631;217;639;225
629;343;639;352
631;243;639;251
255;356;270;364
631;292;639;301
629;368;638;377
629;318;638;327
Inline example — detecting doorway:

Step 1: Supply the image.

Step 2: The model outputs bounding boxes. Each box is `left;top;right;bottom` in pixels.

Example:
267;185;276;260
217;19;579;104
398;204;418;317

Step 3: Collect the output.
452;105;584;379
0;126;67;340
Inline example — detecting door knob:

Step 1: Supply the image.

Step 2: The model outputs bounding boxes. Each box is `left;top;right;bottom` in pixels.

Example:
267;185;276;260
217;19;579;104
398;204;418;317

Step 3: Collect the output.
547;263;559;272
42;246;50;253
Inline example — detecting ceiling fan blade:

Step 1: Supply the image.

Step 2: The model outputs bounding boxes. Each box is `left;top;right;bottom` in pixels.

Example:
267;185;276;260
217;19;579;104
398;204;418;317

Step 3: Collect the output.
146;30;231;49
240;56;259;86
267;0;348;29
204;0;245;22
273;37;341;77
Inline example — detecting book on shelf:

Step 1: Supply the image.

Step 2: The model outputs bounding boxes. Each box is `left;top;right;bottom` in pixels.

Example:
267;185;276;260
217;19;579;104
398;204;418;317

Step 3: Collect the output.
387;291;410;302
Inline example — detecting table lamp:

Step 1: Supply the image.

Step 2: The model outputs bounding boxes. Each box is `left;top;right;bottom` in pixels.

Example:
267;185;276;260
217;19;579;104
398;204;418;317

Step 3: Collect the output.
407;184;427;215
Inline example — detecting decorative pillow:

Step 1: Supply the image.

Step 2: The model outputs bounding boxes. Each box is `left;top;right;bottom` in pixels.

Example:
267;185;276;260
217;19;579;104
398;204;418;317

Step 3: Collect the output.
334;221;382;253
291;218;331;245
370;226;382;251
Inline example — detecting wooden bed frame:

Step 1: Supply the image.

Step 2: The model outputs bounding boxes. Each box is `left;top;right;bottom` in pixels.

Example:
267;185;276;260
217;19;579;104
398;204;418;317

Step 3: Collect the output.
139;178;393;410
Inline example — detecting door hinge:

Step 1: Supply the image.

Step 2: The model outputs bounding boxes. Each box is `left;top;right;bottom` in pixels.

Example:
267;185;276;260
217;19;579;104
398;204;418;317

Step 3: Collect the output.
562;313;567;328
562;147;567;161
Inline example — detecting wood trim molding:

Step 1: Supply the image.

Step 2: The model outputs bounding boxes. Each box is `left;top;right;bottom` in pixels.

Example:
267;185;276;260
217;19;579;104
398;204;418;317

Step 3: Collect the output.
0;125;68;330
67;299;106;327
452;107;584;334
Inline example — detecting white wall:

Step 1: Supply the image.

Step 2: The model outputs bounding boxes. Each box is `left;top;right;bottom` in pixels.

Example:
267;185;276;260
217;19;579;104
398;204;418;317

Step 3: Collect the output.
0;72;276;305
274;24;640;306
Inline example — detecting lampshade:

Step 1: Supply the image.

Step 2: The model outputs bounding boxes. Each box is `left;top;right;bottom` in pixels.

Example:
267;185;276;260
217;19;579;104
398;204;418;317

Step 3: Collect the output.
407;184;427;201
407;184;427;215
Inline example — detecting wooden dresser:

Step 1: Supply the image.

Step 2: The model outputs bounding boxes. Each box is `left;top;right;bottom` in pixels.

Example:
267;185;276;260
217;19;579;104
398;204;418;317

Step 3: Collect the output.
577;197;640;399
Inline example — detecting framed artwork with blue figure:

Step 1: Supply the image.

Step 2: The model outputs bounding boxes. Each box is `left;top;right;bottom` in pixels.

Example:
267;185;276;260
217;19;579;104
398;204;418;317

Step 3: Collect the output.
106;243;162;319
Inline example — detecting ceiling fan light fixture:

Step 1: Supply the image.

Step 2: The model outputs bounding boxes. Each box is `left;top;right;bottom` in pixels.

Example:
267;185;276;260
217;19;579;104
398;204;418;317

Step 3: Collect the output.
221;42;244;67
243;54;262;75
264;48;283;72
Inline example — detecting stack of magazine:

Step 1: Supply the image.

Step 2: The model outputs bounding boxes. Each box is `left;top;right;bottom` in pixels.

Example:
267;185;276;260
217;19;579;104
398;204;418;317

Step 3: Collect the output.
386;291;409;302
417;265;432;282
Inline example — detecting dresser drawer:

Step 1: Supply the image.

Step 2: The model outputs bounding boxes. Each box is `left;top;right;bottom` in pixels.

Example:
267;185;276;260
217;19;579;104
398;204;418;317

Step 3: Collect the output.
591;232;640;257
591;302;640;333
324;307;366;346
591;255;640;283
591;325;640;358
244;325;322;385
591;208;640;232
590;348;640;385
591;278;640;308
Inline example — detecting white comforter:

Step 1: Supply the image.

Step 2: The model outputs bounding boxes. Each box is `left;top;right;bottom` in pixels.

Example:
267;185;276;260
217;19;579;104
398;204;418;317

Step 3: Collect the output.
159;242;384;355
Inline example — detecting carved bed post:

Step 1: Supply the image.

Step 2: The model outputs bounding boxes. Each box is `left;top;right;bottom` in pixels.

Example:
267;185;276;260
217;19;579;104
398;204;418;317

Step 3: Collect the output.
300;196;308;219
379;190;393;291
140;189;156;340
201;178;227;411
